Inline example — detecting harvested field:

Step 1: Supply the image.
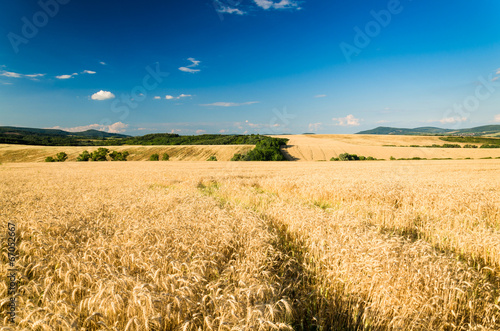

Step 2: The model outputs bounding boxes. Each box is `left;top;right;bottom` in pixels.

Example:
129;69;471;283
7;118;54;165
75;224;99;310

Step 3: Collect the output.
276;135;500;161
1;160;500;330
0;144;254;163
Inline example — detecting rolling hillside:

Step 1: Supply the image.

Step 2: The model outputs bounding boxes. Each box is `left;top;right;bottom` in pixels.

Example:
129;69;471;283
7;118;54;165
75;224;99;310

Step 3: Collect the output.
0;126;130;138
357;125;500;136
0;144;254;163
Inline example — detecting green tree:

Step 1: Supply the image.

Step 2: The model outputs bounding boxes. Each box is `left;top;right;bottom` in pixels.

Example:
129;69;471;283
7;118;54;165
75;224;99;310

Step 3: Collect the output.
149;153;159;161
161;153;170;161
91;148;109;161
231;153;245;161
109;151;129;161
56;152;68;162
77;150;91;161
207;155;217;161
45;156;55;162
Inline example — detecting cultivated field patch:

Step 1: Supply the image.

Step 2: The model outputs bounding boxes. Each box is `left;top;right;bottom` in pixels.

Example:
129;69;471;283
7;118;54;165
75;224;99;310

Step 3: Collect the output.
276;135;500;161
1;160;499;330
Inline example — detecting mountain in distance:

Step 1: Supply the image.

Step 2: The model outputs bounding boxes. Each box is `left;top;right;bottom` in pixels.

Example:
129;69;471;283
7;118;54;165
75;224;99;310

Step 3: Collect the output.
357;125;500;136
0;126;130;139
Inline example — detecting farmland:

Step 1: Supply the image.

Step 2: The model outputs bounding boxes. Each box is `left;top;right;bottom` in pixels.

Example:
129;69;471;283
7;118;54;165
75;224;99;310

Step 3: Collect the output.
1;160;500;330
1;133;500;164
277;135;500;161
0;144;255;163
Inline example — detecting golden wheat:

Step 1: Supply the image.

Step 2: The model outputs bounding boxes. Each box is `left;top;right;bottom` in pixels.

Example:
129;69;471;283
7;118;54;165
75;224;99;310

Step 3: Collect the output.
1;160;499;330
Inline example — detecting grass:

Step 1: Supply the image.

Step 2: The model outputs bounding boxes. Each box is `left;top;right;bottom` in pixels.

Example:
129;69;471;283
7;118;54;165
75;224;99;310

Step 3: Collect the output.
1;160;500;330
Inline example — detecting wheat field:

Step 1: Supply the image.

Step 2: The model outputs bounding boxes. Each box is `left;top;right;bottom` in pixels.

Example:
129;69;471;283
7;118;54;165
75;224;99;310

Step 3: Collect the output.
1;160;500;330
0;144;255;163
275;135;500;161
2;135;500;164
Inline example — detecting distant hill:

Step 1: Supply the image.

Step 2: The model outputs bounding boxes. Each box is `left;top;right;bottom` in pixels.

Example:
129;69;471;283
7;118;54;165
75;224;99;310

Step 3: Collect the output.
0;126;288;148
0;126;130;146
357;125;500;136
0;126;129;139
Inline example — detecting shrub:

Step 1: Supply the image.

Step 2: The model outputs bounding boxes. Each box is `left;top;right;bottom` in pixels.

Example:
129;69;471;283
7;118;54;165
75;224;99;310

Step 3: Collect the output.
77;150;91;162
226;137;288;161
442;144;461;148
463;144;478;148
109;151;129;161
91;148;109;161
390;156;396;160
244;139;287;161
231;153;245;161
56;152;68;162
162;153;170;161
338;153;359;161
149;153;159;161
45;152;67;162
207;155;217;161
331;153;377;161
480;144;500;148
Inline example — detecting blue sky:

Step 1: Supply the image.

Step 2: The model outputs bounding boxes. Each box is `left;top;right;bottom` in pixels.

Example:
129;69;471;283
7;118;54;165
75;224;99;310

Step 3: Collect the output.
1;0;500;135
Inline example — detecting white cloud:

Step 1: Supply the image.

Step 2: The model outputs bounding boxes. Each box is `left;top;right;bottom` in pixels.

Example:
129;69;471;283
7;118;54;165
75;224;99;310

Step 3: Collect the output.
154;96;161;100
179;58;201;73
56;73;78;79
332;114;361;126
107;122;128;133
254;0;299;10
187;57;200;66
179;67;200;73
245;120;262;128
24;74;45;78
308;122;322;132
196;129;206;134
216;4;245;15
314;94;326;98
48;122;128;134
0;70;45;79
494;114;500;122
219;129;228;133
201;101;259;107
100;62;107;65
0;71;22;78
492;77;499;82
56;70;95;79
439;117;467;124
165;94;191;100
91;90;115;100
